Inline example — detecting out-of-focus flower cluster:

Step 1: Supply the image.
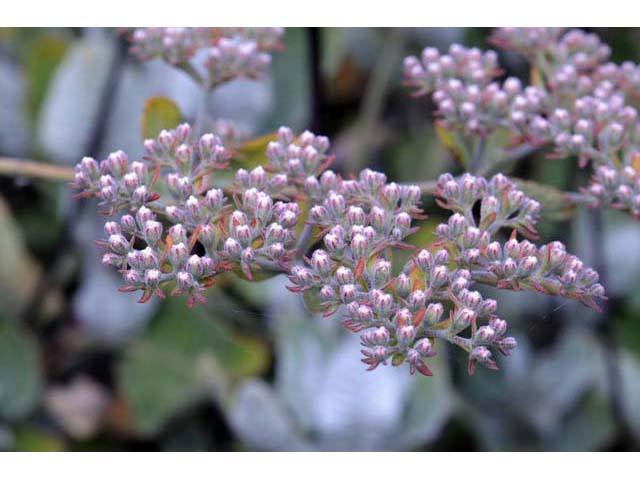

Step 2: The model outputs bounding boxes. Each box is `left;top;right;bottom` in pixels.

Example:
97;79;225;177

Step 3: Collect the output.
126;27;284;88
403;44;549;138
404;28;640;219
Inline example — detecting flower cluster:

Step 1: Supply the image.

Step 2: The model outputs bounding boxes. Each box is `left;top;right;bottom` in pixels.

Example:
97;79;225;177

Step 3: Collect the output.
266;126;332;189
403;44;548;138
286;166;604;376
126;27;284;88
404;28;640;219
434;173;605;310
72;122;605;377
72;123;299;308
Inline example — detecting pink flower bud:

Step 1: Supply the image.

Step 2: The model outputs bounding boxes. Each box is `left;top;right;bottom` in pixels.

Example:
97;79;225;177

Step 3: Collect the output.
109;234;129;255
186;255;203;277
393;308;413;326
176;271;194;289
372;259;391;285
143;220;163;246
120;215;136;233
326;193;346;215
430;265;449;288
335;266;354;284
470;346;493;364
311;249;332;275
346;206;366;226
277;126;294;145
371;289;393;316
169;242;188;268
234;224;252;246
168;224;188;245
394;212;412;233
278;210;298;228
249;166;267;188
144;269;161;288
158;130;176;151
319;285;336;301
414;338;434;357
424;302;444;326
408;289;427;311
475;326;496;344
102;253;121;267
184;196;201;219
124;270;142;285
139;247;157;269
290;265;313;286
520;255;539;276
104;221;120;236
397;324;416;344
503;258;517;276
351;233;368;258
415;249;433;271
80;157;99;178
136;206;155;227
453;307;475;333
175;144;192;170
340;284;357;302
448;213;466;236
106;150;128;177
356;304;374;323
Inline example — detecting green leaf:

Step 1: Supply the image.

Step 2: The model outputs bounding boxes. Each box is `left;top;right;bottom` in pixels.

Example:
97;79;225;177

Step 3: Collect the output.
396;355;457;448
0;322;42;420
0;195;41;315
117;342;210;436
140;96;182;141
513;177;577;222
24;35;68;124
233;132;277;168
117;299;269;436
10;426;64;452
435;122;470;168
263;27;310;131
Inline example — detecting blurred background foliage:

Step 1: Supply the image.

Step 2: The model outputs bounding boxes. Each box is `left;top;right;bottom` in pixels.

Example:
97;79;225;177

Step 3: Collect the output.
1;27;640;451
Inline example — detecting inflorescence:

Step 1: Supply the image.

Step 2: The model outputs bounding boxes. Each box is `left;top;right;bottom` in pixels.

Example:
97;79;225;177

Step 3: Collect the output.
125;27;284;88
71;124;606;377
403;28;640;218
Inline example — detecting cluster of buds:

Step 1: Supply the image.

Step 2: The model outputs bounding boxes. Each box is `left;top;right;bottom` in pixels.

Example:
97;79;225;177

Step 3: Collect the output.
488;28;564;58
266;126;332;189
403;44;500;94
491;28;640;218
405;28;640;219
73;121;606;377
126;27;283;88
286;164;604;376
595;61;640;104
72;123;301;307
586;165;640;217
403;44;548;137
547;94;639;167
434;173;605;310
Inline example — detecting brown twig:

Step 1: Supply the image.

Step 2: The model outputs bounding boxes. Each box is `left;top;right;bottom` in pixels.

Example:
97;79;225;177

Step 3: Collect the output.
0;157;74;182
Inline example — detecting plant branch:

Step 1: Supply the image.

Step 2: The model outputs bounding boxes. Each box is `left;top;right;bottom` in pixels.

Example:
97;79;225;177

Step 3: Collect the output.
177;60;205;88
350;28;407;172
294;223;315;260
0;157;74;182
478;143;541;176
